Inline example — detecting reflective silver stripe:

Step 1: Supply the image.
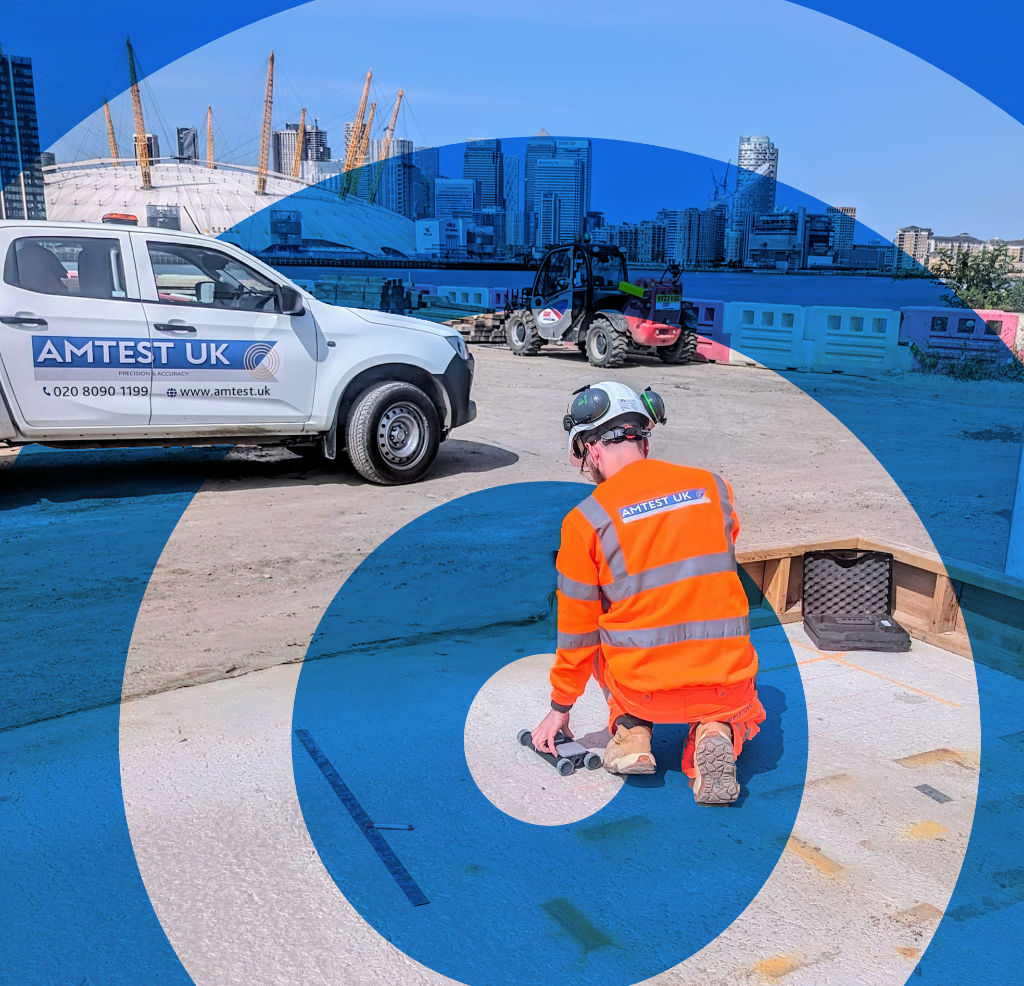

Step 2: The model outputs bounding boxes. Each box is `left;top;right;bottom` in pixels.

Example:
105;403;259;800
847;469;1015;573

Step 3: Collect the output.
712;473;737;562
557;573;601;601
576;496;626;579
601;550;735;603
600;615;750;650
575;474;738;603
558;630;601;650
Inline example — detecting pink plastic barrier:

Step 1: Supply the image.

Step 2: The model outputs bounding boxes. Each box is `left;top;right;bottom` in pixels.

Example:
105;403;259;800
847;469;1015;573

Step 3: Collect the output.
899;306;1019;362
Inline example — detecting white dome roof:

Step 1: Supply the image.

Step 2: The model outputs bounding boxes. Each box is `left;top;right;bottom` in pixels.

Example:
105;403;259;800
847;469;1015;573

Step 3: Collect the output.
43;160;415;257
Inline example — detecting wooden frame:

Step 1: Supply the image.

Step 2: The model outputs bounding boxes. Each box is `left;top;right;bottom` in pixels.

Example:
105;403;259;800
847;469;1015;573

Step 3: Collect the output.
739;536;1024;669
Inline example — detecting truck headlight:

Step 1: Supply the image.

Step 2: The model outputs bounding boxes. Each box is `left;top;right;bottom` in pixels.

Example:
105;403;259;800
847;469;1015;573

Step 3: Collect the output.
445;333;469;360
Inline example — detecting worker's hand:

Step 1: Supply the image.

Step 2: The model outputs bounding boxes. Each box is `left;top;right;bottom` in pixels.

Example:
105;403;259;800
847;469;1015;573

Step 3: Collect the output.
531;709;573;756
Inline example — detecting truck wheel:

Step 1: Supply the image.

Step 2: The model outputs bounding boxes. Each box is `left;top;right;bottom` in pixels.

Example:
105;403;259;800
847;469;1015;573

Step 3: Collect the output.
505;310;543;355
657;331;699;365
346;382;440;485
556;757;575;776
585;316;629;368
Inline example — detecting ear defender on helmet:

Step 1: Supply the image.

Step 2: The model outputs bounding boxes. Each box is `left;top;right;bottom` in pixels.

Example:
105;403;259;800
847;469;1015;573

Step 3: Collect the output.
641;387;667;425
564;385;611;431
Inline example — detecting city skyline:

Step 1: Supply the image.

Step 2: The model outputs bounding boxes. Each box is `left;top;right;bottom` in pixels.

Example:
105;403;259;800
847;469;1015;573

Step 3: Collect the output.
36;0;1024;242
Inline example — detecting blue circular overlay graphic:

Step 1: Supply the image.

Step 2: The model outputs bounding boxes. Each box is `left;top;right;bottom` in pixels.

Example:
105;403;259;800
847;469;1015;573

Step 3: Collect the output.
292;482;808;985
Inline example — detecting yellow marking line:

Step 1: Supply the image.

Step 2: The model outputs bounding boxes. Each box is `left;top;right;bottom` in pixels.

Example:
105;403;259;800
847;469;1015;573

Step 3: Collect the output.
790;637;961;708
786;836;843;877
897;747;978;770
905;820;950;840
755;954;802;982
832;655;962;709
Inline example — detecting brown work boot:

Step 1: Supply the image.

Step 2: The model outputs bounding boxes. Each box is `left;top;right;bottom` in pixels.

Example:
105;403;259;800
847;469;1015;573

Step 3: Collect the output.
603;724;656;774
691;721;739;805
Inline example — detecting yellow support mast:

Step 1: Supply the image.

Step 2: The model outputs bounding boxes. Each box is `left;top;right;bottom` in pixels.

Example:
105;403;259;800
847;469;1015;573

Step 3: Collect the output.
341;69;372;196
206;106;215;169
291;107;306;180
126;37;151;189
351;101;375;196
369;89;403;204
103;99;120;164
256;51;275;194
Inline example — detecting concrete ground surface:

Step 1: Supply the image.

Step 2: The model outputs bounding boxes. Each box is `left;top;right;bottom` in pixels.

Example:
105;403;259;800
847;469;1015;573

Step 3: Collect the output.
0;346;1006;981
116;624;979;986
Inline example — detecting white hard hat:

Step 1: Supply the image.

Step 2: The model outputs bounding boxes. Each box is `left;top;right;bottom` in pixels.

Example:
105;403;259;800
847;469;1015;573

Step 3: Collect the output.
562;381;666;462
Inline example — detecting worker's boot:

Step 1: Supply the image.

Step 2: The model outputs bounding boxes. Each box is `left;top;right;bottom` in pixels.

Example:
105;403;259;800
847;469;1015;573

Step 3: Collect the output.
691;721;739;805
603;723;656;775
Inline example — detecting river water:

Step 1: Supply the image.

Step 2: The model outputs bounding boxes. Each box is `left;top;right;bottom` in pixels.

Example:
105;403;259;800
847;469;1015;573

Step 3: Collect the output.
283;264;951;309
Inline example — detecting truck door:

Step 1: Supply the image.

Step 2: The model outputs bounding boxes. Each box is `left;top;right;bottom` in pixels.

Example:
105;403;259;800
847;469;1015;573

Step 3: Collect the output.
134;235;319;426
0;228;151;429
530;246;574;339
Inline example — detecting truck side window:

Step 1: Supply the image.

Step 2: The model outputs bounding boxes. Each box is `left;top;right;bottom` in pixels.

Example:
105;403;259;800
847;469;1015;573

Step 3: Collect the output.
539;250;571;298
148;242;279;312
4;236;128;299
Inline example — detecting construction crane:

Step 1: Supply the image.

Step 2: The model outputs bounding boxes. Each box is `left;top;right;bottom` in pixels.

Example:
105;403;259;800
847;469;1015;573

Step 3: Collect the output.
125;37;152;189
103;100;119;164
349;101;376;196
206;106;215;169
341;69;372;196
368;89;403;205
291;107;306;180
256;51;275;194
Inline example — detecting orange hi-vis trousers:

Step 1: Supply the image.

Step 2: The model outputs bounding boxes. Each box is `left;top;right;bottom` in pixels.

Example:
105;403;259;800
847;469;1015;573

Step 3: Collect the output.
593;652;766;779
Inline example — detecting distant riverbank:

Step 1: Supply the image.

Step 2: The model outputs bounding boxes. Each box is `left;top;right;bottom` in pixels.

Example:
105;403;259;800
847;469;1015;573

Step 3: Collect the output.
279;262;949;309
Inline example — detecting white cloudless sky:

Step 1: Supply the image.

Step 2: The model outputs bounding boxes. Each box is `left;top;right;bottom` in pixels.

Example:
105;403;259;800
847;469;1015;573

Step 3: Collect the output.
52;0;1024;240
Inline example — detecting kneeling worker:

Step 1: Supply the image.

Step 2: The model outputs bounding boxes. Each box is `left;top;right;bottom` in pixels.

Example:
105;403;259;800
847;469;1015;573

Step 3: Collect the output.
530;381;766;805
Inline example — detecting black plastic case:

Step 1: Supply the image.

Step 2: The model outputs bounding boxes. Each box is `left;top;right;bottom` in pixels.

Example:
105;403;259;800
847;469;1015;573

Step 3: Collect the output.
801;550;911;652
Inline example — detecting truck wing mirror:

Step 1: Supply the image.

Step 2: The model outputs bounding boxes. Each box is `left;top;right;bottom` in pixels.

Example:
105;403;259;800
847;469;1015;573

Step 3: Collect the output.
277;284;305;316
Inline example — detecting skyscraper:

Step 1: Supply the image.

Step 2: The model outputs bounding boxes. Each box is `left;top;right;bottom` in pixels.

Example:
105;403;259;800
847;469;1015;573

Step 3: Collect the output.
369;137;416;217
726;135;779;264
534;157;585;247
826;206;856;264
0;49;45;220
524;132;592;247
523;130;555;244
273;119;330;176
463;138;503;210
502;152;522;249
434;178;477;220
894;226;932;269
176;127;199;161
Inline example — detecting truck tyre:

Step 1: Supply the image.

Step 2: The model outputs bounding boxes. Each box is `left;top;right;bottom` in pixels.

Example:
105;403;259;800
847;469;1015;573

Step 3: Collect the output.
585;315;629;368
505;310;543;355
657;331;699;365
346;381;440;485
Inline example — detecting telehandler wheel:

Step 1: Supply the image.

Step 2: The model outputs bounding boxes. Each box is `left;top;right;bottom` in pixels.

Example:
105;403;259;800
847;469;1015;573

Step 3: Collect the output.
657;331;699;365
505;310;543;355
585;315;629;368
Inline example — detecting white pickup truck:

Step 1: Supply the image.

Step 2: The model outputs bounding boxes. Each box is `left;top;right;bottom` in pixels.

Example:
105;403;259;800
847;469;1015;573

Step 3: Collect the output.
0;221;476;484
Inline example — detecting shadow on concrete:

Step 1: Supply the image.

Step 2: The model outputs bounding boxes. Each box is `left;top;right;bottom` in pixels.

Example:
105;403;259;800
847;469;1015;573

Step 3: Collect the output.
618;683;789;802
0;439;520;510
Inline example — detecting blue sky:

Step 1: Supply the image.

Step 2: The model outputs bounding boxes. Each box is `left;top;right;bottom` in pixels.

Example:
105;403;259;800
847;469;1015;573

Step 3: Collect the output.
49;0;1024;241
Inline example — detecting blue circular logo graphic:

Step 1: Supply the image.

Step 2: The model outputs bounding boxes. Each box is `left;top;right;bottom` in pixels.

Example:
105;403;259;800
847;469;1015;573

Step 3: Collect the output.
292;482;808;985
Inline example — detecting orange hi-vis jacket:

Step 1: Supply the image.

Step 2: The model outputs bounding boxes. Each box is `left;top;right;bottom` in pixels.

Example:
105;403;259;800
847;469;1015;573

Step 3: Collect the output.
551;458;756;709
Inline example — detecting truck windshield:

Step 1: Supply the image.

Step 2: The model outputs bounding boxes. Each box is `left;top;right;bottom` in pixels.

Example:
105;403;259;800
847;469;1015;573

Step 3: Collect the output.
591;251;627;289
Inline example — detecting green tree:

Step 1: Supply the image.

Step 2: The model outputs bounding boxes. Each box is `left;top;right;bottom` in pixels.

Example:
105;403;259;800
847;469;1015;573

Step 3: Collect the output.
932;243;1019;309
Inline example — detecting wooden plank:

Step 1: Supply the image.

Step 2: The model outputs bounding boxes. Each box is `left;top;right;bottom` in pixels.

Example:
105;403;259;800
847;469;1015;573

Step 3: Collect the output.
737;537;859;566
763;556;791;617
893;562;937;625
929;575;961;634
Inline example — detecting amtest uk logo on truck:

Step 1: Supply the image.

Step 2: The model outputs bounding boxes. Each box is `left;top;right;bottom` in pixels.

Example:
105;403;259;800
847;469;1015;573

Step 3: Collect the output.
31;336;280;382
